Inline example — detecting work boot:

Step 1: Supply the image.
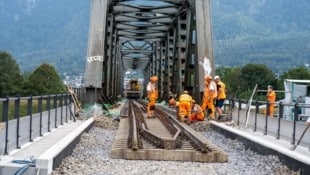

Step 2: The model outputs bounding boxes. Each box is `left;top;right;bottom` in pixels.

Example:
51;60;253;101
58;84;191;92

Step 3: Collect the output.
186;119;191;124
147;112;153;119
217;115;223;121
208;115;215;120
179;115;185;122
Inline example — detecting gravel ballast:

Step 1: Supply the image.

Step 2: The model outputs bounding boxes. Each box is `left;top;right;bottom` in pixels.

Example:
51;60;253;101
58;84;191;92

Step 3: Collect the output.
51;115;300;175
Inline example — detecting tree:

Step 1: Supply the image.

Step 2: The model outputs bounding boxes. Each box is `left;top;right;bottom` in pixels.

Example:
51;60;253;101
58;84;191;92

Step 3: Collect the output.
241;64;276;90
0;51;23;97
215;66;241;98
278;66;310;83
216;64;277;100
27;63;65;95
276;66;310;99
239;64;277;100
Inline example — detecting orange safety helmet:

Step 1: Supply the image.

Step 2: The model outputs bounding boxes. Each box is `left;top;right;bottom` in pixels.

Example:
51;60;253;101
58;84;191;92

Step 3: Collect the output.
204;74;212;80
150;76;158;82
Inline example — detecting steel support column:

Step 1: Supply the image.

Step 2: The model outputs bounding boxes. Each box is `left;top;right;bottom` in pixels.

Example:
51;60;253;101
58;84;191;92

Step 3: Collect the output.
159;41;166;100
115;40;123;98
194;0;214;92
105;14;115;102
168;27;177;94
111;35;118;99
183;7;199;101
84;0;111;104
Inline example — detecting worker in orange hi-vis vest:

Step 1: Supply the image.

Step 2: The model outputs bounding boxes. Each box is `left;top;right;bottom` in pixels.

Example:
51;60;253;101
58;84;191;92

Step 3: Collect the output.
214;75;226;120
267;85;276;117
200;75;218;120
189;100;204;124
147;76;158;118
178;91;193;122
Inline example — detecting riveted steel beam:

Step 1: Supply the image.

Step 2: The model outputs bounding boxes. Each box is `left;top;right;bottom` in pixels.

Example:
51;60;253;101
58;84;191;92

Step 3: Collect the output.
115;15;173;23
119;36;164;41
195;0;214;92
119;37;162;42
118;31;166;38
113;5;179;15
118;30;165;36
121;49;154;54
85;0;110;89
116;23;169;31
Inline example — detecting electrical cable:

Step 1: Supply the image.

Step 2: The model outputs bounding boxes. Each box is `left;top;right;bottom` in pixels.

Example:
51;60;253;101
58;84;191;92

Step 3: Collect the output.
12;156;36;175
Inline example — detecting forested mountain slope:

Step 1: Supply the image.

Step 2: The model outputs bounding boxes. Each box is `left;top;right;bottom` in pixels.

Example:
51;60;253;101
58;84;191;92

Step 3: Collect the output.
0;0;309;76
212;0;310;73
0;0;90;76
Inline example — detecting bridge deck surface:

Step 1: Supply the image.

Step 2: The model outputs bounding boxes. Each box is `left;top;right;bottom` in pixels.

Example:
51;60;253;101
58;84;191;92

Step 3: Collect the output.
1;102;309;174
145;115;173;138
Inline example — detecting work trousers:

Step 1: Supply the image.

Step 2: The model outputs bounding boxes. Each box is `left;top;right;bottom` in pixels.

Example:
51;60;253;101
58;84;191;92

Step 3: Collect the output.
178;101;191;122
147;96;157;117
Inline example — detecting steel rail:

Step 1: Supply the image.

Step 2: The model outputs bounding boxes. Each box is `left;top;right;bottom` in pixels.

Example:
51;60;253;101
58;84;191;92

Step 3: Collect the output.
157;106;213;153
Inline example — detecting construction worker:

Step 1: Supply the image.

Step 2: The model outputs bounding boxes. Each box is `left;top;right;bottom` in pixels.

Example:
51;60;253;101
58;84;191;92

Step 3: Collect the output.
147;76;158;118
214;75;226;120
178;91;193;122
267;85;276;117
168;97;180;118
189;100;204;124
168;97;179;108
201;75;217;120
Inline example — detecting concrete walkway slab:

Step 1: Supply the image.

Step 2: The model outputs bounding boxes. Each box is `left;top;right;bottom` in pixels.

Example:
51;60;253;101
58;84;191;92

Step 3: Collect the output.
0;118;94;175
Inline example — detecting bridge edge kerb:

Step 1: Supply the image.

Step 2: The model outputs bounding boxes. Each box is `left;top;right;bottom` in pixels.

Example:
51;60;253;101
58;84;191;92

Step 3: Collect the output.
36;118;95;175
210;121;310;174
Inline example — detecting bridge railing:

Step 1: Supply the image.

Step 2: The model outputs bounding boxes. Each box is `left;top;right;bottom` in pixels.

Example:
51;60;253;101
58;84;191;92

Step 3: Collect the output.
0;94;76;155
226;98;310;149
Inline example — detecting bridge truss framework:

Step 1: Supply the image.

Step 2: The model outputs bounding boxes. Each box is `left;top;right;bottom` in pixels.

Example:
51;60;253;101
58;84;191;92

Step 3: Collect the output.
84;0;214;105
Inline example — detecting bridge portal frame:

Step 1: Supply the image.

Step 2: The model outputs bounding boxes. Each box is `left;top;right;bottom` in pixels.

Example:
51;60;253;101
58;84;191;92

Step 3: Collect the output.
84;0;214;105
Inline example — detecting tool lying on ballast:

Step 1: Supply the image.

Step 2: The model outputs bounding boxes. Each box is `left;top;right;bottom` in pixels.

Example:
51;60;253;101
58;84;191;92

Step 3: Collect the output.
67;85;82;118
290;122;310;151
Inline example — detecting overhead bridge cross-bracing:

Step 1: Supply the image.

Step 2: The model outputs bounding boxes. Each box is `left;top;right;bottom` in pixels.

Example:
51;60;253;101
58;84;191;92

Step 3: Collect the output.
84;0;214;104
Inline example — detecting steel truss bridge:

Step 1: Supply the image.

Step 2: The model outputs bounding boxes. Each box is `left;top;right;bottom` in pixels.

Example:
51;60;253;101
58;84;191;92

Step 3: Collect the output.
84;0;214;104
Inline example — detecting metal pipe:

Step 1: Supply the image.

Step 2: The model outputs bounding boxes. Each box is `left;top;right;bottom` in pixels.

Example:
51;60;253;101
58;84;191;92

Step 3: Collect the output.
277;102;283;139
256;90;290;93
60;94;63;125
69;95;76;122
47;95;51;132
237;99;241;126
65;94;68;123
3;97;9;154
15;96;21;148
264;101;269;135
39;95;43;136
292;103;299;144
54;94;58;128
28;96;33;142
254;100;258;132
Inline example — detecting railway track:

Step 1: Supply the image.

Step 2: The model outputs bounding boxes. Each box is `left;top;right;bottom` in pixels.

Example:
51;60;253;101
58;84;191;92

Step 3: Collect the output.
111;100;228;162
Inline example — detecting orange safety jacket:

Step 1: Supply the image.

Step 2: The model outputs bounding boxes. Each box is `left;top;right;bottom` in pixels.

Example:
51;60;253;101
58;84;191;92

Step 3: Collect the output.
179;93;192;102
202;82;217;104
147;82;158;99
178;93;193;120
216;81;226;99
191;104;204;121
267;90;276;103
